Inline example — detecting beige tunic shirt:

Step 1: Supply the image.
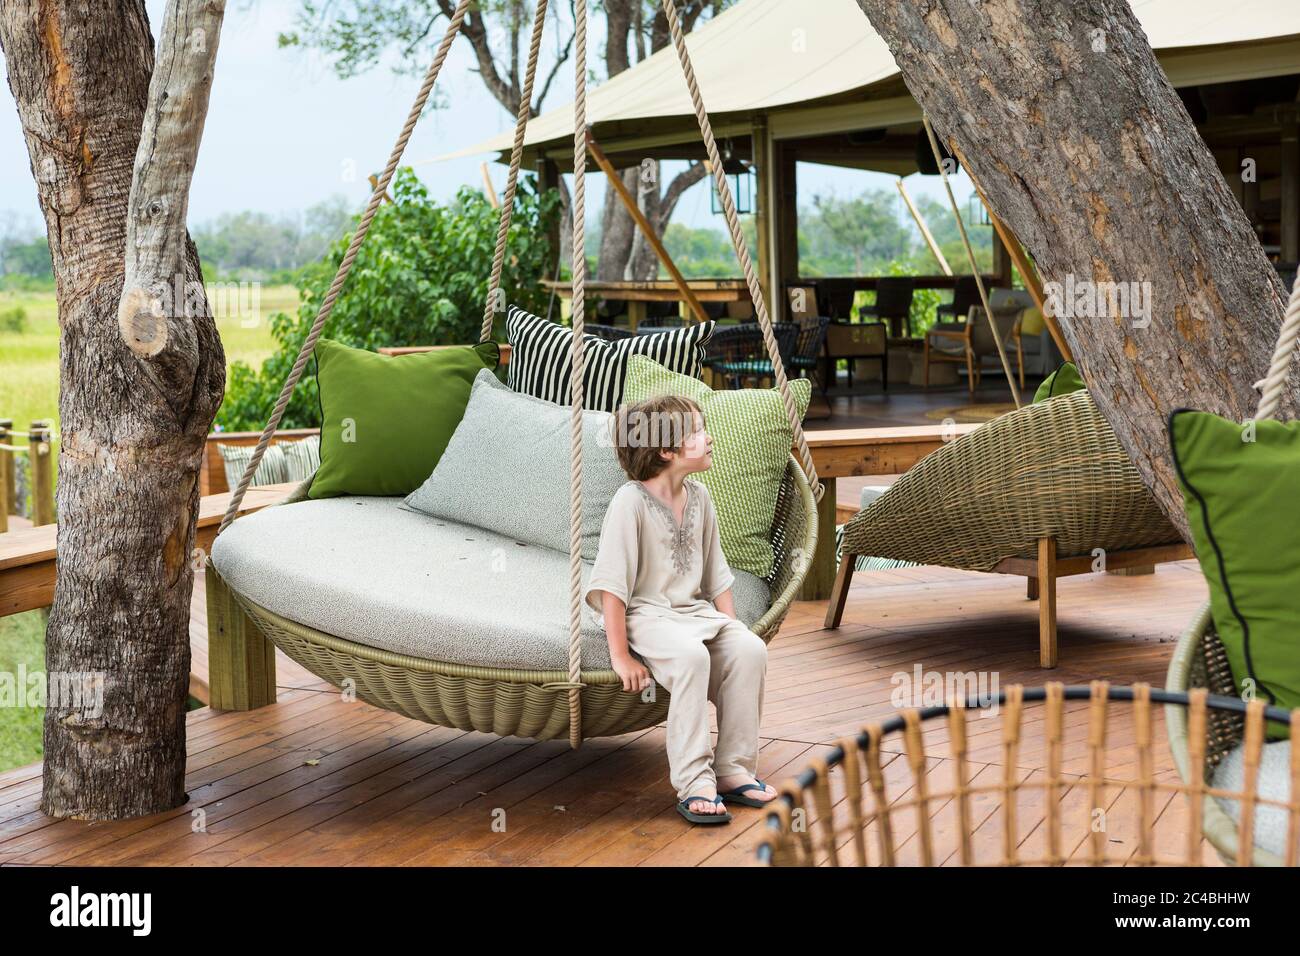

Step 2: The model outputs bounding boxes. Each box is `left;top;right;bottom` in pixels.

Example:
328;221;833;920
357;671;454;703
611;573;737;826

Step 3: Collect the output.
584;478;736;642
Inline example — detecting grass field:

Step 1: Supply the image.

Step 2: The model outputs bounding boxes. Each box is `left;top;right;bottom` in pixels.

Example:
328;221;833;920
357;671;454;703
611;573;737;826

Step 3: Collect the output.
0;283;291;434
0;284;292;772
0;612;45;772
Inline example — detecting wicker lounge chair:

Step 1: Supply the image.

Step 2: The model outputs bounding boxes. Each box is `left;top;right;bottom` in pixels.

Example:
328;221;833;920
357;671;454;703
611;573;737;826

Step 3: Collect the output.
828;389;1186;667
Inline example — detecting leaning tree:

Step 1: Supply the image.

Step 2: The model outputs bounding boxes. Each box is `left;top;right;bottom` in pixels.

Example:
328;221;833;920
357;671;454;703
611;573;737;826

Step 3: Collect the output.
1;0;225;818
855;0;1293;536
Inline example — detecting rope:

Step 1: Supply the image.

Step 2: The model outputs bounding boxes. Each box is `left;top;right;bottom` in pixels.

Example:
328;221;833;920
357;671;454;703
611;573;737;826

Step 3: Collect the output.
922;115;1022;409
1254;270;1300;420
565;0;591;749
479;0;550;344
217;0;472;535
659;0;823;504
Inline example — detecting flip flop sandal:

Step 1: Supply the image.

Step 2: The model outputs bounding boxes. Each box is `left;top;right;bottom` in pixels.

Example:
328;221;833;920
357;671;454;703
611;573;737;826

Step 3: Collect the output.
677;794;732;825
719;778;774;808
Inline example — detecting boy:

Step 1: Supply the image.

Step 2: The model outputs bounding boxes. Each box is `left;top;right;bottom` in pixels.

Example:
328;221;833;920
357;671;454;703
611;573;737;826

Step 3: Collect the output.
584;394;776;824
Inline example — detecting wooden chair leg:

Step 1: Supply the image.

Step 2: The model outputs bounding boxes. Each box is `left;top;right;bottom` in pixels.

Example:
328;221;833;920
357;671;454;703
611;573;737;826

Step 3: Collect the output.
1027;576;1039;601
923;340;931;387
966;351;976;397
824;553;857;628
1017;348;1025;391
1037;537;1058;668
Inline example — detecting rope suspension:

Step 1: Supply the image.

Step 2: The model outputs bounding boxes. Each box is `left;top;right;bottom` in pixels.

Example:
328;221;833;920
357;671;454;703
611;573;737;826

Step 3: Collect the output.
565;0;591;748
480;0;551;345
219;0;474;534
218;0;828;750
660;0;824;503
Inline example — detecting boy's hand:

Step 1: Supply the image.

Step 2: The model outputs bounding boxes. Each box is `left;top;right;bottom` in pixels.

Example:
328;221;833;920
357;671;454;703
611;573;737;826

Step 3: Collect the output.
611;653;653;694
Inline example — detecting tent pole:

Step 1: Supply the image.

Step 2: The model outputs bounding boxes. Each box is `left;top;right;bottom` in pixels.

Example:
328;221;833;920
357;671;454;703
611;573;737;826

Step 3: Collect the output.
896;178;952;276
585;130;711;325
922;114;1023;408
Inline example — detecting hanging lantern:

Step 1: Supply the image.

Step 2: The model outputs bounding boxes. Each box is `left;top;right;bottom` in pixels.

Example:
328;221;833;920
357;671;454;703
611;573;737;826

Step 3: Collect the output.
967;193;992;226
710;150;754;215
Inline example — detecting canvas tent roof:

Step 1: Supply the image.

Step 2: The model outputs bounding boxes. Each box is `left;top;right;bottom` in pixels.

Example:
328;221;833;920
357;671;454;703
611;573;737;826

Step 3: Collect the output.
433;0;1300;169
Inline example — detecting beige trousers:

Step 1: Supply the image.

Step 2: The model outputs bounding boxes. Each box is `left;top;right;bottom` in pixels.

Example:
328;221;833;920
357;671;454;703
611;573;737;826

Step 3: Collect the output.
628;615;768;802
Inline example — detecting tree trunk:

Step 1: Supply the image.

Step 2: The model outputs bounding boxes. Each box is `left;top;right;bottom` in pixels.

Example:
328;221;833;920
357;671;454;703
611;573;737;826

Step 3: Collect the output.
855;0;1292;536
1;0;226;819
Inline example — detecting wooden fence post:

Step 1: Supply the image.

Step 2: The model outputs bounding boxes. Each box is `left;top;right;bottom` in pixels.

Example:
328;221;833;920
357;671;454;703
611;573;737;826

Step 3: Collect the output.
29;421;55;527
0;418;10;533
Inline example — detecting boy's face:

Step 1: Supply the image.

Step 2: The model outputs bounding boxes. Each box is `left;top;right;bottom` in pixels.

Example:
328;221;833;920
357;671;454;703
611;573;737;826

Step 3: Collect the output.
662;410;712;474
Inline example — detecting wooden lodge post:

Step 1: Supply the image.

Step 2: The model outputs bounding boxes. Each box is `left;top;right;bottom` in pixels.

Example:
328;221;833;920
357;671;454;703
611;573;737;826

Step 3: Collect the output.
29;421;54;527
0;419;11;533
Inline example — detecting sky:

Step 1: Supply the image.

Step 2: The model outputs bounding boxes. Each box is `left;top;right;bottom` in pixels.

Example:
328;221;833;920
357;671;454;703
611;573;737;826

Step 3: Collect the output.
0;0;974;244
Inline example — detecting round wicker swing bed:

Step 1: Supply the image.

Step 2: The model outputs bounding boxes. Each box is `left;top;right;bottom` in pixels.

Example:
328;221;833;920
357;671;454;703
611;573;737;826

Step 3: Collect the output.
218;460;815;741
209;0;823;748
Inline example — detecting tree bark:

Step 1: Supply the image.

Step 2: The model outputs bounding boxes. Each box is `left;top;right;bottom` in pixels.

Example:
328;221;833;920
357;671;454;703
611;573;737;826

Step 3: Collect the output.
1;0;226;819
855;0;1293;536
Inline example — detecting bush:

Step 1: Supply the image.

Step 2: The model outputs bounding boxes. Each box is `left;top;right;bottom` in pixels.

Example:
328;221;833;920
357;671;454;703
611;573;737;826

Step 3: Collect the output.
217;169;559;431
0;306;26;332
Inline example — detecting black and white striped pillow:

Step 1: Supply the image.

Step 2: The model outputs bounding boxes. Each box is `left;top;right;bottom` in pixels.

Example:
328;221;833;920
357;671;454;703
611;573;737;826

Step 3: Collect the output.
505;305;714;411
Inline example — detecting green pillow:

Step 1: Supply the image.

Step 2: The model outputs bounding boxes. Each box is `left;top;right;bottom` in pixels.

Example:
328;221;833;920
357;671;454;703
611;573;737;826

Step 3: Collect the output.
1033;362;1086;403
309;339;499;498
622;353;811;578
1170;409;1300;727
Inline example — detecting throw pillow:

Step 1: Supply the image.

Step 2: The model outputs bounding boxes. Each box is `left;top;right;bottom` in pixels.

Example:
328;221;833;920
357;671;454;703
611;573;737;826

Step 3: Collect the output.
1033;361;1085;403
309;339;499;498
405;369;625;560
1170;408;1300;725
506;305;713;411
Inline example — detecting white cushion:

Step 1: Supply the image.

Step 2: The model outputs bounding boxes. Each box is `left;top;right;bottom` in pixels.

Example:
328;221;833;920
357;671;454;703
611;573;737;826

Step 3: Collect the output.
211;497;770;671
1211;739;1292;859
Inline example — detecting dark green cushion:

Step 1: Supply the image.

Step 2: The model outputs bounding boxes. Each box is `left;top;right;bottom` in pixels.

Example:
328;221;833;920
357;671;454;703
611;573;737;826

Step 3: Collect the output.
1033;362;1085;403
308;339;499;498
1170;409;1300;722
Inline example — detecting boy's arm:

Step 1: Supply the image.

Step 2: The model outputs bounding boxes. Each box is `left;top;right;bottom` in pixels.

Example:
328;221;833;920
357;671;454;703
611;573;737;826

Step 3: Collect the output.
712;587;737;621
600;591;635;664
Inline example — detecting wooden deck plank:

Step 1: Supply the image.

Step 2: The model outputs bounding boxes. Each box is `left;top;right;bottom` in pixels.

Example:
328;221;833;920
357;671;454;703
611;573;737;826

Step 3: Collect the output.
0;553;1219;867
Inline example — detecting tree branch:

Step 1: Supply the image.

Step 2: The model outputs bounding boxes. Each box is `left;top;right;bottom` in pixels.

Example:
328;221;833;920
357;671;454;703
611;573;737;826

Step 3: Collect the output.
117;0;226;416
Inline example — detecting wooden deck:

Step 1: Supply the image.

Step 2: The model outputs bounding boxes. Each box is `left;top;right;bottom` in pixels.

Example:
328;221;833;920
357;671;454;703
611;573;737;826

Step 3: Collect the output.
0;554;1216;867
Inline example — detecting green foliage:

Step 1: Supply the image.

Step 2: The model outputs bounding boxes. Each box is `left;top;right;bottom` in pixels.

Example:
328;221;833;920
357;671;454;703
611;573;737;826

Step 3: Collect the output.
0;306;26;332
661;220;757;278
800;189;912;276
218;168;558;432
0;234;53;282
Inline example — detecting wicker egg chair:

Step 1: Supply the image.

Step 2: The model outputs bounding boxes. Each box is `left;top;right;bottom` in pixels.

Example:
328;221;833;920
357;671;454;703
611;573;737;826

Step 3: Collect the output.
829;389;1184;665
208;0;824;748
758;682;1300;867
1166;272;1300;864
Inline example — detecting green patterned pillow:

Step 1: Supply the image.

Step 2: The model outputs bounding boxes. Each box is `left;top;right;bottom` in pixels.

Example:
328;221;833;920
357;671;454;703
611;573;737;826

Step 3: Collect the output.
622;354;811;578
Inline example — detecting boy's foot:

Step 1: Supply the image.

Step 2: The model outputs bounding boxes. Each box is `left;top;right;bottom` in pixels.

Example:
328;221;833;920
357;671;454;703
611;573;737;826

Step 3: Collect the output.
682;791;726;815
717;774;777;805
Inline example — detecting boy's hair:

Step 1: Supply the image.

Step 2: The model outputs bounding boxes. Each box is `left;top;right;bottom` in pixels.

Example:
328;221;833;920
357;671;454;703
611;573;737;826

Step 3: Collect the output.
612;393;705;481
